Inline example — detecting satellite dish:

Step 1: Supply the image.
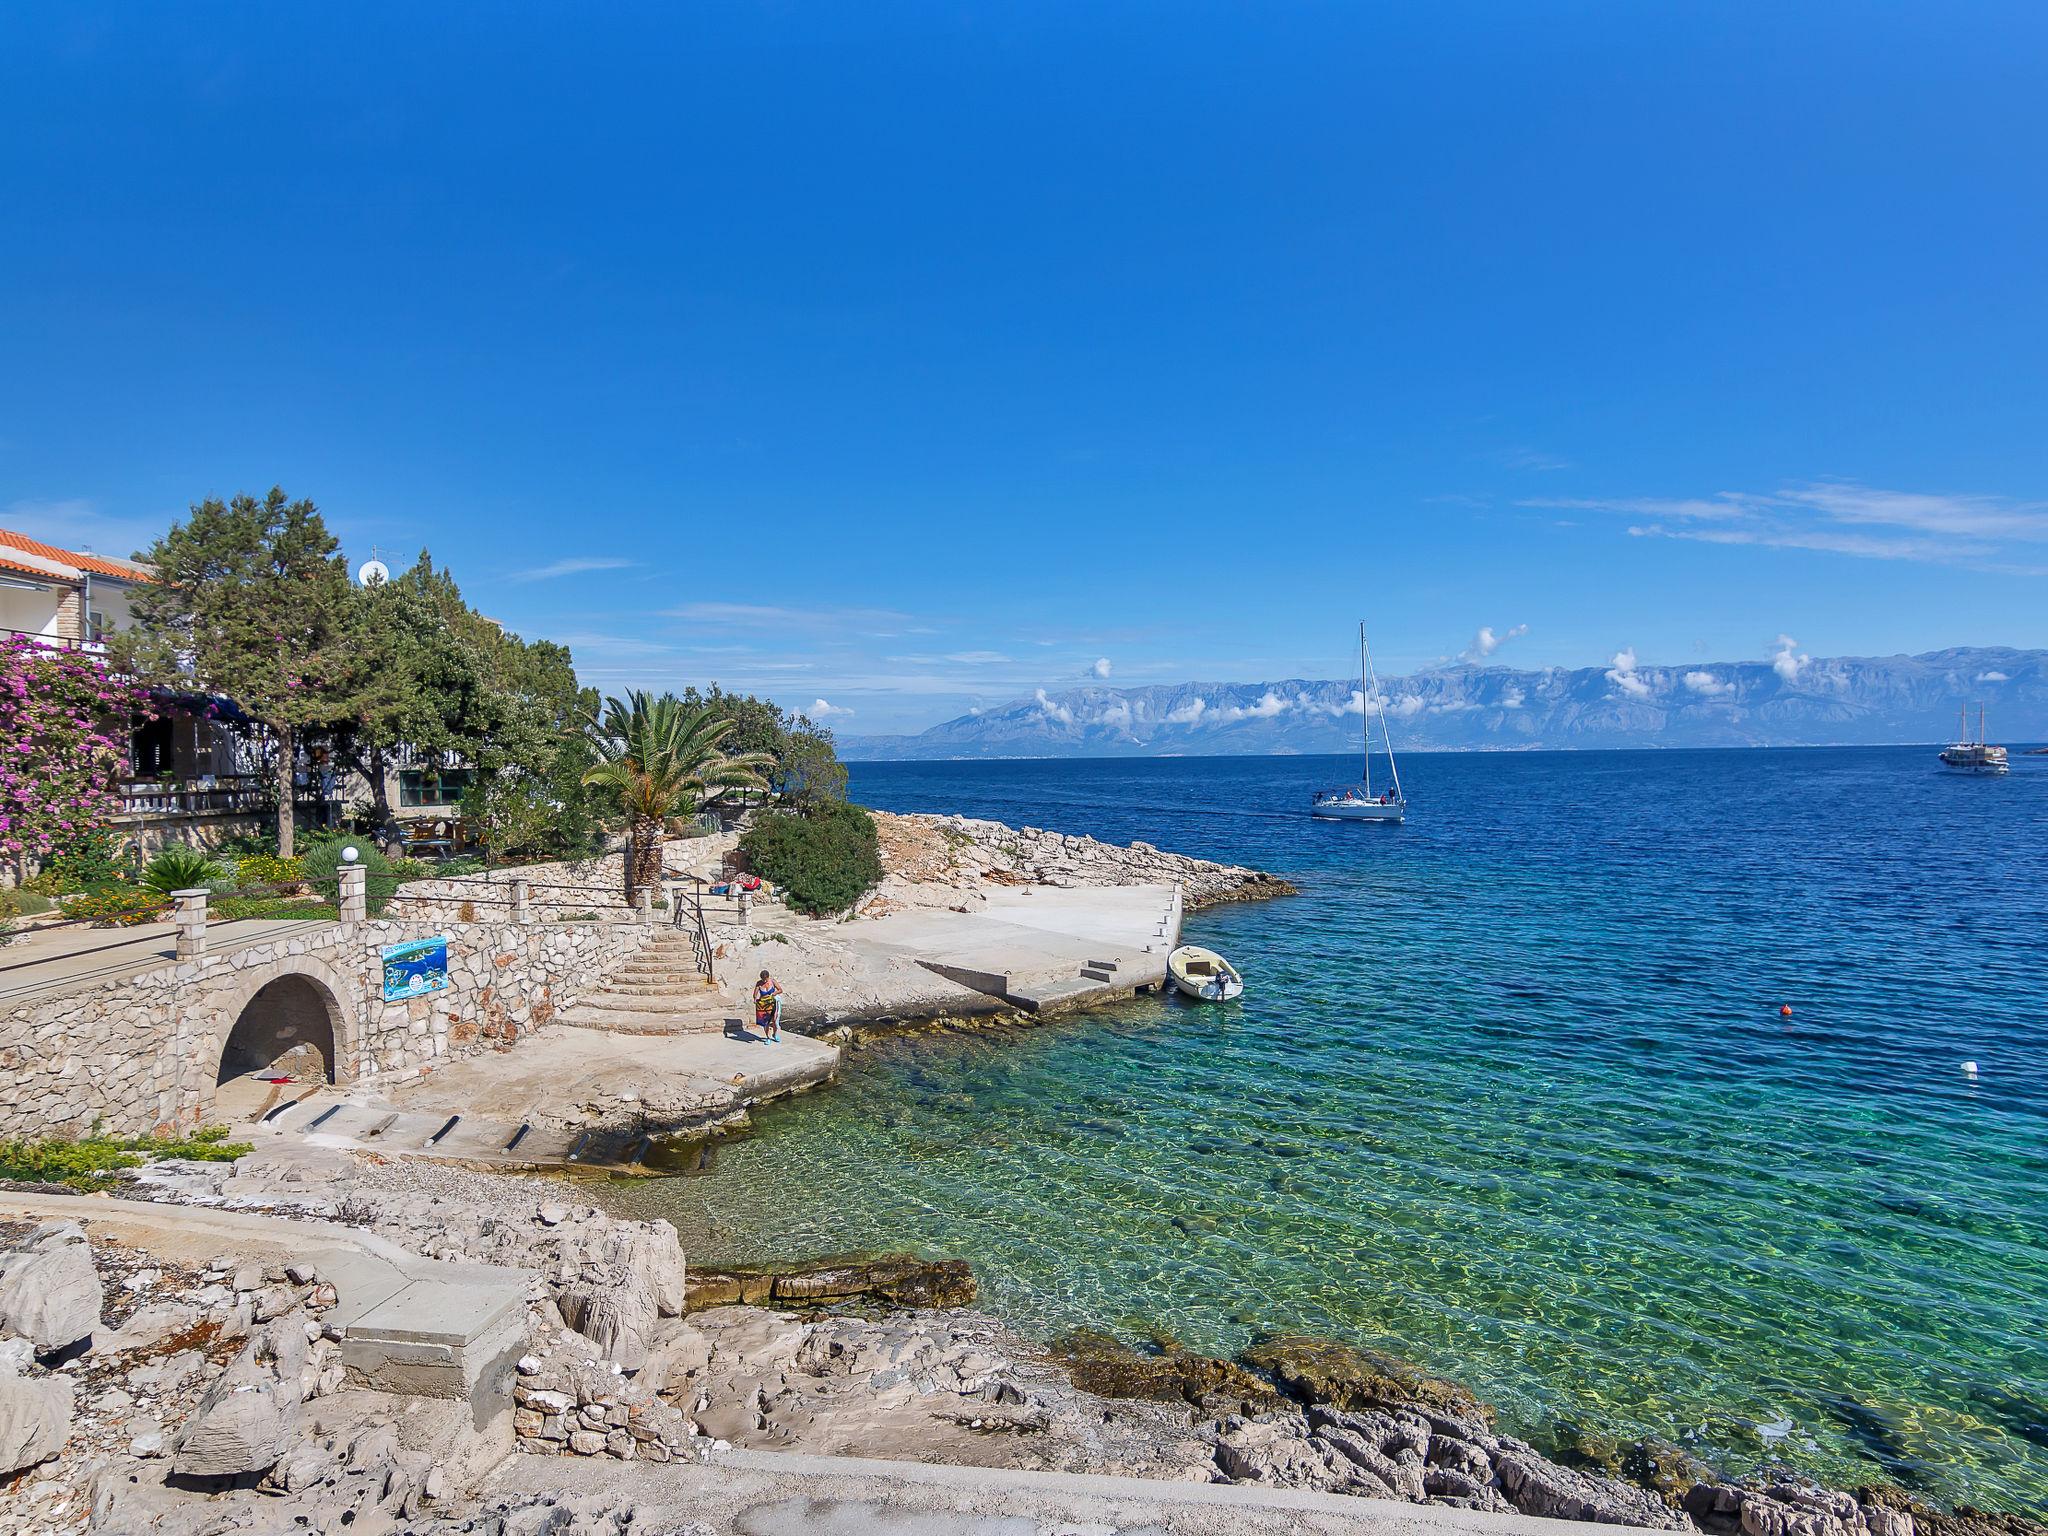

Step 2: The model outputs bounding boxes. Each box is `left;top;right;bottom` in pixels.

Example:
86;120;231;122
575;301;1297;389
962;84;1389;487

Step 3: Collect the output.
357;559;390;588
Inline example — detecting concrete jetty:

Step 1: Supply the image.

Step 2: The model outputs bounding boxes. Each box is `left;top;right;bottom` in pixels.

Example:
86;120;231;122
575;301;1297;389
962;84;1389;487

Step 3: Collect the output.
857;881;1182;1012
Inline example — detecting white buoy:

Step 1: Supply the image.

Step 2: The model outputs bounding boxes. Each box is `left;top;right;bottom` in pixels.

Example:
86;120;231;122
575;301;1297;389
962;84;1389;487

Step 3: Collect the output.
1961;1060;1979;1077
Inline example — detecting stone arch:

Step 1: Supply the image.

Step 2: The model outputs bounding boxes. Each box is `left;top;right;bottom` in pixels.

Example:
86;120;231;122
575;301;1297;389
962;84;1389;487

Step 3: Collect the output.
209;956;360;1089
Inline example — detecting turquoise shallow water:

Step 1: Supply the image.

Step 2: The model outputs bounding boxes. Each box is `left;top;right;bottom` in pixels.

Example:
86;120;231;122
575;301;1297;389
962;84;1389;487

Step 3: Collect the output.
605;749;2048;1509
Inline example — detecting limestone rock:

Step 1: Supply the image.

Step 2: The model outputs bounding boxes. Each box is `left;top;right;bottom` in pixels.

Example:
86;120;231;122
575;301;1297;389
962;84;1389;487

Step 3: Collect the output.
601;1220;687;1318
1499;1448;1692;1529
0;1370;73;1475
559;1278;656;1371
1212;1416;1330;1486
172;1319;309;1479
1240;1334;1492;1431
0;1220;104;1353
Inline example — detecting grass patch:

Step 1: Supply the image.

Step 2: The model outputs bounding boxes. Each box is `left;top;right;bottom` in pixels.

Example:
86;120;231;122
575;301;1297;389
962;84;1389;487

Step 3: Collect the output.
0;1125;251;1190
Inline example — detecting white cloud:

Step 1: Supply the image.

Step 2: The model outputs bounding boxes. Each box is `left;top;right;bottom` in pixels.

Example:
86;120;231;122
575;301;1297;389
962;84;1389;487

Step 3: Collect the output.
1386;695;1426;718
1033;688;1074;725
1606;646;1654;699
808;698;854;719
1684;670;1734;697
506;556;636;583
1526;482;2048;573
1211;690;1292;724
1499;686;1525;709
945;650;1010;665
1460;622;1530;664
1165;697;1207;725
1092;700;1133;729
1978;670;2010;682
1088;657;1113;680
664;601;915;628
1770;634;1809;683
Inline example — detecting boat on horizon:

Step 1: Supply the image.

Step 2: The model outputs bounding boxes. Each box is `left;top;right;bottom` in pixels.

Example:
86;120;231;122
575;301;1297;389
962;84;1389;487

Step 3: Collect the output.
1312;620;1407;823
1939;704;2009;775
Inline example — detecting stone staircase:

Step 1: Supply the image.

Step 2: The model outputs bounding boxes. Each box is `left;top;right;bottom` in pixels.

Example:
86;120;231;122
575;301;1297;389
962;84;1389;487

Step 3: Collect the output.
556;930;733;1036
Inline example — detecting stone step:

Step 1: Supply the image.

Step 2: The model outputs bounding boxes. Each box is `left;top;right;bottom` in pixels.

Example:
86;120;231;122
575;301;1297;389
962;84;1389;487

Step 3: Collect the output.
1087;958;1121;971
559;1003;729;1035
1007;975;1115;1013
1080;966;1115;983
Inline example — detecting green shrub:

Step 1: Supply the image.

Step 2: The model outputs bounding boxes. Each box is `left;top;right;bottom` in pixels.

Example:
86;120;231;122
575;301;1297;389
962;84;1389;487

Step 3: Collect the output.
24;828;134;894
0;889;55;919
737;801;883;916
211;896;339;922
58;888;169;927
235;853;304;889
0;1125;251;1190
212;830;280;861
141;847;229;896
298;838;398;915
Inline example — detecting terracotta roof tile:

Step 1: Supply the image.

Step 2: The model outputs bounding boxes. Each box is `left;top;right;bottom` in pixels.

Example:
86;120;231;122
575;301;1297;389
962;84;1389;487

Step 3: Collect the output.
0;528;153;583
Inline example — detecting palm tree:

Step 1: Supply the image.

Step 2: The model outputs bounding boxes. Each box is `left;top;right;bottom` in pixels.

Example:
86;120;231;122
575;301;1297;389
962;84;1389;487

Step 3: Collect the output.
579;691;775;897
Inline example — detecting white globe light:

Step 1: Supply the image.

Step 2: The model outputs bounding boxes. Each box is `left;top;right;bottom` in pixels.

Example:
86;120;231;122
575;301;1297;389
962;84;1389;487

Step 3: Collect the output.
341;845;360;864
356;559;390;588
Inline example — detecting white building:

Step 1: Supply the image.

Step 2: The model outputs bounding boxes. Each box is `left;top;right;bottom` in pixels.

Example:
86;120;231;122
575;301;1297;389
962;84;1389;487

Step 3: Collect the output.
0;528;149;648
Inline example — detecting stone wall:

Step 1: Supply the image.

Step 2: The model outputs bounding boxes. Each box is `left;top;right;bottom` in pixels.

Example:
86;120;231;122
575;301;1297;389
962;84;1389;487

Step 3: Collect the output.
390;852;630;925
0;917;650;1140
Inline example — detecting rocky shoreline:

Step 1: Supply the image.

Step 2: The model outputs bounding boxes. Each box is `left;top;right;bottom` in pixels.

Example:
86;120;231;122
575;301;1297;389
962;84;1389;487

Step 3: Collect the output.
866;811;1297;911
5;1146;2040;1536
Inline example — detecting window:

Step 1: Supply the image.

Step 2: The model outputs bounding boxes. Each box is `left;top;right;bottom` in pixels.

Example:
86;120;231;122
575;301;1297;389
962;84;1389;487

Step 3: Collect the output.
399;768;474;807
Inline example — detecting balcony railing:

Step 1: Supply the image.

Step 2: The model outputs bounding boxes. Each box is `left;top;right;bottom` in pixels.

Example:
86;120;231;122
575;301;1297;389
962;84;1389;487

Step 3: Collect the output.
0;625;106;653
115;775;269;820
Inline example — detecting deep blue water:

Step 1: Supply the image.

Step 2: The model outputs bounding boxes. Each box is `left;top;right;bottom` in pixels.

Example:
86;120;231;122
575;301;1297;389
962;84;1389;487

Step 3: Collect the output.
615;748;2048;1508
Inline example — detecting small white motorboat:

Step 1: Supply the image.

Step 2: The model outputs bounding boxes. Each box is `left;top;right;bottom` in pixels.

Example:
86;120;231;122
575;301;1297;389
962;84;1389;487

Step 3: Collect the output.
1168;944;1243;1002
1312;619;1408;823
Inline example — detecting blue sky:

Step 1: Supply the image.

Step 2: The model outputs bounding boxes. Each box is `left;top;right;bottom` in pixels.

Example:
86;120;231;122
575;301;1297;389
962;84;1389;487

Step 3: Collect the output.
3;3;2044;735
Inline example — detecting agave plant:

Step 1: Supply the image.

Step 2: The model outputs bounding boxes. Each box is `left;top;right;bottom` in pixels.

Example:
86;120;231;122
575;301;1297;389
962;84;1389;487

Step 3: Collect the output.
141;846;229;896
579;692;774;897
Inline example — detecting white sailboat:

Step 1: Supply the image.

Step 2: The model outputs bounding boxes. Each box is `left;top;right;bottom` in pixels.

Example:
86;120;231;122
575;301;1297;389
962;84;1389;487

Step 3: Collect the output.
1311;621;1407;823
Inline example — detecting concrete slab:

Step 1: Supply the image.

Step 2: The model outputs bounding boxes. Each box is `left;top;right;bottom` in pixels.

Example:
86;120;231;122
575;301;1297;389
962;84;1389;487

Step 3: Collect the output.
491;1446;1666;1536
234;1024;839;1171
851;884;1178;1009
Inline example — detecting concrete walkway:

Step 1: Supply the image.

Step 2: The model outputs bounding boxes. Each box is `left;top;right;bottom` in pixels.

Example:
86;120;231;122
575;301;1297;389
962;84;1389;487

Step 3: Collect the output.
493;1447;1653;1536
0;915;332;1003
232;1025;841;1170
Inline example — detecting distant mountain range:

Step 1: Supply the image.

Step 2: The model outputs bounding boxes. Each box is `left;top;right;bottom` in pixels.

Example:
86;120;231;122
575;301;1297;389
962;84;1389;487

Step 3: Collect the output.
839;647;2048;759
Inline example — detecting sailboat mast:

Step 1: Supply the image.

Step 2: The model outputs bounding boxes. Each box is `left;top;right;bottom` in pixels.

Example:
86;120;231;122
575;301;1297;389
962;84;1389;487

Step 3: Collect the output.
1360;623;1371;796
1361;620;1404;803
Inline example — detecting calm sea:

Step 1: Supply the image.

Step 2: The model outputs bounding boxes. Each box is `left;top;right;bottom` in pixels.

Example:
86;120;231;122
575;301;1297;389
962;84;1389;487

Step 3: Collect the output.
609;748;2048;1508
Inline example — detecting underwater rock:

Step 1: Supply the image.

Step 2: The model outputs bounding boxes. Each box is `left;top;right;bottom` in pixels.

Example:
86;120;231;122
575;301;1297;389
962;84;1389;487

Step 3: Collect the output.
1239;1334;1493;1430
1050;1328;1278;1411
685;1254;976;1313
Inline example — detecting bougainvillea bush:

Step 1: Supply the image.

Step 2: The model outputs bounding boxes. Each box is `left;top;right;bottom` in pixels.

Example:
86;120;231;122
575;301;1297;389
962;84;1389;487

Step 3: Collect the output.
0;635;152;865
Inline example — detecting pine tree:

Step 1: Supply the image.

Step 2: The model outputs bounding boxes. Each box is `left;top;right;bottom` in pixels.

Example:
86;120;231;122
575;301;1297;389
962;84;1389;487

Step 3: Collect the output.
124;488;363;857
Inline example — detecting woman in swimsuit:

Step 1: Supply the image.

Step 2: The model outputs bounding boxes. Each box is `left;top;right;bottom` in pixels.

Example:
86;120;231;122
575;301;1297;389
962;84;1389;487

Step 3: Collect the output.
753;969;783;1042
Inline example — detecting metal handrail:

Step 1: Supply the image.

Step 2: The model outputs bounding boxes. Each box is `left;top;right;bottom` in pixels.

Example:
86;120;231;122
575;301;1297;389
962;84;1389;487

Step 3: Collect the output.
666;878;716;981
